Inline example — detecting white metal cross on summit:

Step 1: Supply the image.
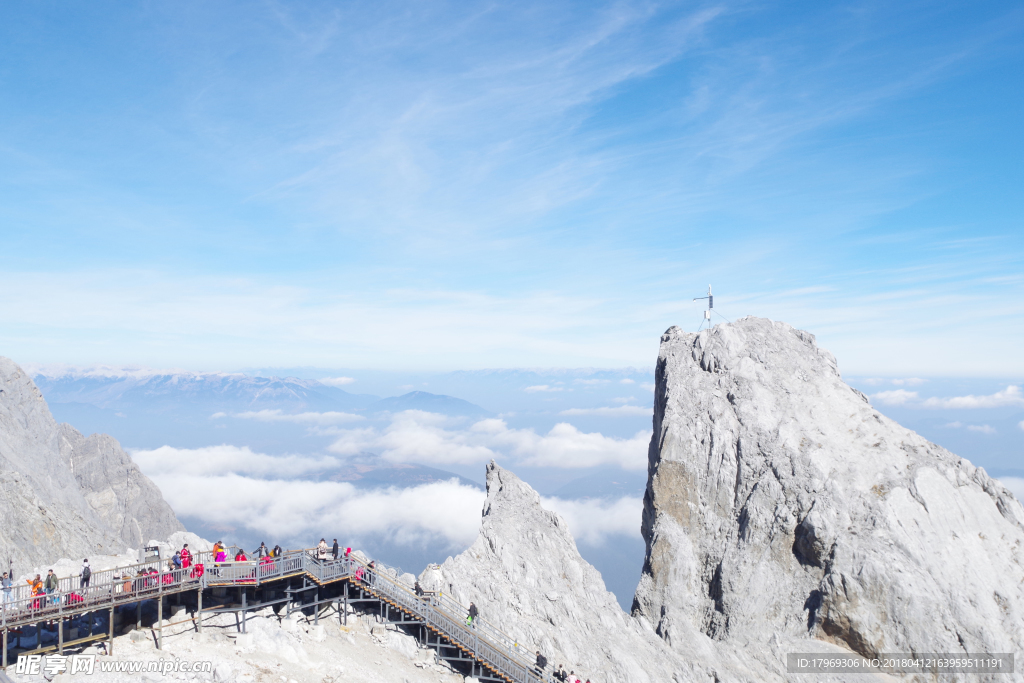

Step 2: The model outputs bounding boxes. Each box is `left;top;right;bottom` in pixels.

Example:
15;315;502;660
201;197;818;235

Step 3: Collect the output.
693;285;713;331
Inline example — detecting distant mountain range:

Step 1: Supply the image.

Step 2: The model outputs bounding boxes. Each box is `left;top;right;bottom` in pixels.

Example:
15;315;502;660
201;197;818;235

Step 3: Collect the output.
30;367;491;452
32;370;378;413
368;391;491;417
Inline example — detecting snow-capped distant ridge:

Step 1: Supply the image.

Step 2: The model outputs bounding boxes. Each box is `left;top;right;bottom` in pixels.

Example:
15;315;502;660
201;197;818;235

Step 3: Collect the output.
32;369;377;415
24;362;242;380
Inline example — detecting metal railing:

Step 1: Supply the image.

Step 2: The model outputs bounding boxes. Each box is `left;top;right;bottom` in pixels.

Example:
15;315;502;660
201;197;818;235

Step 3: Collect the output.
1;549;548;682
328;554;545;683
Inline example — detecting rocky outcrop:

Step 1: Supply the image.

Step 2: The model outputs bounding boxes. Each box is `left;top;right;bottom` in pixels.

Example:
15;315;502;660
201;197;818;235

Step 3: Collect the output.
427;462;773;683
0;356;183;571
57;424;182;548
634;317;1024;665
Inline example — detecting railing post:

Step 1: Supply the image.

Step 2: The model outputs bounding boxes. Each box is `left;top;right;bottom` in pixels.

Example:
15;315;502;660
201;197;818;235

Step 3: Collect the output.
241;588;247;634
57;592;65;655
156;595;163;650
108;606;114;656
344;586;348;626
196;588;203;633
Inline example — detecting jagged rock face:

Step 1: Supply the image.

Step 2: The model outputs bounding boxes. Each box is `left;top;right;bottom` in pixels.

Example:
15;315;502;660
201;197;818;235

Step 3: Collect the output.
635;318;1024;662
430;462;741;683
0;357;183;571
57;424;182;548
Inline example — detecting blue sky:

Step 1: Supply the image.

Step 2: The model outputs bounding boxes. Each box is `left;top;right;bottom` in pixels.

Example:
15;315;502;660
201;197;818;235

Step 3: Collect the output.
1;0;1022;372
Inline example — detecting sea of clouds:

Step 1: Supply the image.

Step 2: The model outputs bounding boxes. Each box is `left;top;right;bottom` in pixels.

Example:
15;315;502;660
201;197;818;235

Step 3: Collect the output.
133;408;646;554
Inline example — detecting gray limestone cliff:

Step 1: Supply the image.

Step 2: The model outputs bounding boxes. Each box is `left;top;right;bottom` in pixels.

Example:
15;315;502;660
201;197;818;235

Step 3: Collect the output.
0;356;183;571
435;319;1024;682
634;317;1024;669
426;462;771;683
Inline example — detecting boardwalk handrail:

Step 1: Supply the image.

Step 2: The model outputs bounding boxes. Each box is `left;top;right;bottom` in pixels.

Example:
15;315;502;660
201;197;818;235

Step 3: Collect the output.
337;554;540;682
1;548;550;682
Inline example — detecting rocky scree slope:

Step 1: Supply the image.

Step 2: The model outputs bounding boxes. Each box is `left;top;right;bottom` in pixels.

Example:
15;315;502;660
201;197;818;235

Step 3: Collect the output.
634;317;1024;666
0;356;183;571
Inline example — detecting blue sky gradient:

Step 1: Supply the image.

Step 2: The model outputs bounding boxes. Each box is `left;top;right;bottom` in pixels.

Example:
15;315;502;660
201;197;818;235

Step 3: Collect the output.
1;0;1022;372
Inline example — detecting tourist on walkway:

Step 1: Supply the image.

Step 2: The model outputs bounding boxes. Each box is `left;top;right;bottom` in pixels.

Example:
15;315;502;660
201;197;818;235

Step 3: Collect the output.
317;539;329;560
332;539;339;560
466;602;478;628
272;544;282;558
257;542;268;558
44;569;58;605
29;578;44;610
1;572;12;605
180;544;192;569
214;542;227;563
81;559;91;591
534;651;548;675
235;549;248;561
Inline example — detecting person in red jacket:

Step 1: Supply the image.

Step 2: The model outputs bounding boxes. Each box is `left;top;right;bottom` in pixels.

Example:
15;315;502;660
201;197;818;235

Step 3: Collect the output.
180;544;192;569
235;550;248;561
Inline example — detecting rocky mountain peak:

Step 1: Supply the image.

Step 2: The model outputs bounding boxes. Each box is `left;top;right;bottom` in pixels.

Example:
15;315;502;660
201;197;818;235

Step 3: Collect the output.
0;356;184;571
636;316;1024;661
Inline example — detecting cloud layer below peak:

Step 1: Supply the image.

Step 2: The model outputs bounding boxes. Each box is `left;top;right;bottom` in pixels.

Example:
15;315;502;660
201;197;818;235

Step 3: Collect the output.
326;410;649;470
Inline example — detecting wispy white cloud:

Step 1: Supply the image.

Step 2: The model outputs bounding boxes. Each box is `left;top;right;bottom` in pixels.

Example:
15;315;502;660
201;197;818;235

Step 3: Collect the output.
619;378;635;385
559;405;651;417
944;421;996;434
320;376;355;387
325;410;649;469
132;444;341;478
541;496;642;545
152;469;485;550
863;377;927;387
870;389;919;406
871;385;1024;409
921;385;1023;409
524;384;563;393
327;410;495;465
233;409;364;425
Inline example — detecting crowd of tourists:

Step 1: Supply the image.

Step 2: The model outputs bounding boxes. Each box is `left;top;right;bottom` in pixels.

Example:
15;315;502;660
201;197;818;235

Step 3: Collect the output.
3;540;595;682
